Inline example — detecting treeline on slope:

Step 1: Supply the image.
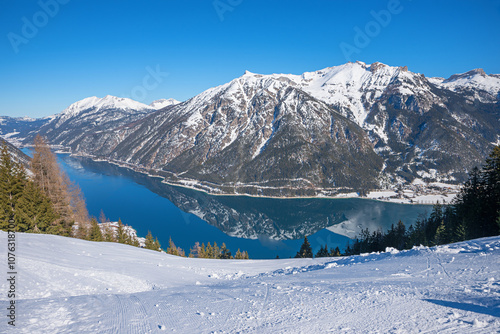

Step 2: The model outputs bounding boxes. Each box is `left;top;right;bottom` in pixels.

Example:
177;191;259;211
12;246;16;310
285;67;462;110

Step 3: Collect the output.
295;145;500;258
0;135;161;250
165;238;249;259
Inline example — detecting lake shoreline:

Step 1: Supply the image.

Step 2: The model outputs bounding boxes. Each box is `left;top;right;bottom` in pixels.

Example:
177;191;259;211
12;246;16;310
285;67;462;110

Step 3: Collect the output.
23;147;455;205
69;152;452;206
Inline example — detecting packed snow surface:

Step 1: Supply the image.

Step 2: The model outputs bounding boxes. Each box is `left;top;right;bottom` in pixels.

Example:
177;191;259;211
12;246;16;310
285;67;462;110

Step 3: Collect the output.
1;232;499;333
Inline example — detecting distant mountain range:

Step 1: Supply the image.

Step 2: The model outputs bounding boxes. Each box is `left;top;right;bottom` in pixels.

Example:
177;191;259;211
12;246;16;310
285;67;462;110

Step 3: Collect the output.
1;61;499;196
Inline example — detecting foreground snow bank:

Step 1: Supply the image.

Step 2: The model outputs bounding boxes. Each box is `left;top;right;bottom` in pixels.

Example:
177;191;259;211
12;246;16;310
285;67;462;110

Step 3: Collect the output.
1;232;499;333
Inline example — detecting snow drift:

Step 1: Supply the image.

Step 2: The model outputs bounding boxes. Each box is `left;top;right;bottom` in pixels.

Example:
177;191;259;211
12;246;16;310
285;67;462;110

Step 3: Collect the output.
0;231;499;333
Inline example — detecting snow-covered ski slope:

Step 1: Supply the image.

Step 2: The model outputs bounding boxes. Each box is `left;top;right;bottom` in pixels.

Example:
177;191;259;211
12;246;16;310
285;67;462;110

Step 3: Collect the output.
1;231;499;333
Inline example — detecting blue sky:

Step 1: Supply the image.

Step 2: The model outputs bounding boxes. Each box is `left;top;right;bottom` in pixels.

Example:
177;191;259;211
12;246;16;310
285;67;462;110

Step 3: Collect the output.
1;0;500;117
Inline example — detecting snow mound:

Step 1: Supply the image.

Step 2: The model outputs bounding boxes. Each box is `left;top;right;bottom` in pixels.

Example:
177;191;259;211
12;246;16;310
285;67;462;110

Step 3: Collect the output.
1;232;499;333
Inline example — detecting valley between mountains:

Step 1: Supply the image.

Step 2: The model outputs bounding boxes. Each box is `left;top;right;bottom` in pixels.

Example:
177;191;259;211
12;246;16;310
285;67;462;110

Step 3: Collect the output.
1;61;499;198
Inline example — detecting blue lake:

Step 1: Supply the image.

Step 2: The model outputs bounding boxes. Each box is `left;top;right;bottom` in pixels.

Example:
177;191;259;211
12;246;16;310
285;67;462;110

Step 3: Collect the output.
37;151;432;259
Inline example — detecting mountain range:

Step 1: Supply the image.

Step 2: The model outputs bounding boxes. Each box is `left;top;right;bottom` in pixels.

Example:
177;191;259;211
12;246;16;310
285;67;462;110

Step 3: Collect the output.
1;61;499;196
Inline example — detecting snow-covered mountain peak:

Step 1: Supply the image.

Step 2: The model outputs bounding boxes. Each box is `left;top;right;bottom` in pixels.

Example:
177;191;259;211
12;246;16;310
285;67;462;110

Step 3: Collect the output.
149;98;181;110
49;95;155;131
437;68;500;102
61;95;153;118
444;68;487;83
179;61;438;127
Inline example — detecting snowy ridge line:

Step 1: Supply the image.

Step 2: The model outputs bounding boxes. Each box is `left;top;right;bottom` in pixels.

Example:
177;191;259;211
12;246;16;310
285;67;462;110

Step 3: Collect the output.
4;61;498;202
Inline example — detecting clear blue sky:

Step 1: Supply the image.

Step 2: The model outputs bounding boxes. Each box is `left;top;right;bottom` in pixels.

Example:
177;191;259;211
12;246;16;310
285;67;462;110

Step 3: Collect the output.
1;0;499;118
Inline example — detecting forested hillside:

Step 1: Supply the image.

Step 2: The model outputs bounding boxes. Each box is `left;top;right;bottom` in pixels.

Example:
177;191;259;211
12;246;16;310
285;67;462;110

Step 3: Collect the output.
0;136;156;248
304;145;500;257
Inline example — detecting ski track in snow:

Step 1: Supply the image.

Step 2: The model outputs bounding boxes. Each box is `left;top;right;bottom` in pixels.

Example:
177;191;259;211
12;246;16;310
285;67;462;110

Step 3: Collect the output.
0;232;499;333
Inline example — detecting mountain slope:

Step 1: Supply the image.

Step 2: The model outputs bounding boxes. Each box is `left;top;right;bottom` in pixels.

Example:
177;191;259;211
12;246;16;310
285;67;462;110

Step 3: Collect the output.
0;116;52;146
72;74;384;195
65;62;500;195
2;62;498;196
23;95;156;150
0;137;30;168
3;231;499;333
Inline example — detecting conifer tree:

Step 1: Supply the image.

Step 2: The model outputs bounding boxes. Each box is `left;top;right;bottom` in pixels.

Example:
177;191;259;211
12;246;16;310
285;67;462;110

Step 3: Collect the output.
295;236;313;258
31;136;71;217
482;145;500;236
75;220;89;240
102;224;115;242
315;245;330;258
68;182;90;232
155;238;161;250
88;218;103;241
131;236;140;247
332;246;341;257
167;237;178;255
206;242;214;258
189;242;202;258
344;242;353;256
117;218;128;244
16;181;56;232
213;242;220;259
219;243;232;259
31;135;75;235
453;220;467;243
0;145;9;227
97;210;114;242
0;144;25;230
200;243;207;258
145;231;155;250
497;213;500;232
124;233;133;246
434;221;448;245
234;249;243;259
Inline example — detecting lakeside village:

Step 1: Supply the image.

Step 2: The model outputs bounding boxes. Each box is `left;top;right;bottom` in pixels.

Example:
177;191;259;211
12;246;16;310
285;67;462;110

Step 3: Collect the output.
366;181;459;205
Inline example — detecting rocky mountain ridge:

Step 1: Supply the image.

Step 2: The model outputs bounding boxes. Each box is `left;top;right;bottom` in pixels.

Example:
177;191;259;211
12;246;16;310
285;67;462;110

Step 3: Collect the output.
1;62;499;197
